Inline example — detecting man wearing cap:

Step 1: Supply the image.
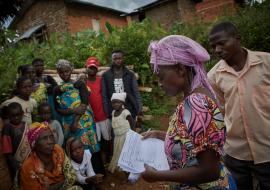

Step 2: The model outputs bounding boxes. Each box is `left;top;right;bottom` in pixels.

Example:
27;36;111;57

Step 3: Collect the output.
85;57;112;163
101;50;142;120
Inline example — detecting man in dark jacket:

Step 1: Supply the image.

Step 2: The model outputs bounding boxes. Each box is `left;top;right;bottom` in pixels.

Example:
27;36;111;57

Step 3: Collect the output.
102;50;142;119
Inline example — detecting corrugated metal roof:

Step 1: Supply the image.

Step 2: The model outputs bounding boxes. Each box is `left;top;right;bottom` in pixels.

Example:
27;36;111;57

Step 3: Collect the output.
18;23;45;40
69;0;157;13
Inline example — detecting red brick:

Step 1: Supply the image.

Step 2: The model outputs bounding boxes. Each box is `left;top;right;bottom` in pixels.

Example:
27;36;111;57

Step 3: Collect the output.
196;0;236;21
66;4;127;34
131;0;183;30
15;0;68;36
13;0;127;36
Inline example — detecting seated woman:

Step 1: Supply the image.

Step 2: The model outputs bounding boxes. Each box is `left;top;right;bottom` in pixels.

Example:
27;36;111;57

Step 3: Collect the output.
141;35;236;190
20;122;82;190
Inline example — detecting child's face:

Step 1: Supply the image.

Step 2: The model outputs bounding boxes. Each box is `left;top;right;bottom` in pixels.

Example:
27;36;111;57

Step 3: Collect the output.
57;66;72;82
112;99;123;111
70;139;84;163
87;67;98;77
33;62;44;76
39;105;51;122
8;107;23;125
24;66;36;81
18;79;33;99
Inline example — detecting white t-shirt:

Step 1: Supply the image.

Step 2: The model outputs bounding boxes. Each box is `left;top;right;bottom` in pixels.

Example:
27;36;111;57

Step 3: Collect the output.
114;78;124;93
0;96;37;125
71;150;96;184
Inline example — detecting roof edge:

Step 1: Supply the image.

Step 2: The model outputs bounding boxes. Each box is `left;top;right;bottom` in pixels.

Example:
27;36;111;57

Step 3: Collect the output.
66;0;128;14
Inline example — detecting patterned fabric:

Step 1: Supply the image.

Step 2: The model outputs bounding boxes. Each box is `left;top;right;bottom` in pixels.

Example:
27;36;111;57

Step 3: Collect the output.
27;122;49;148
20;144;81;190
13;123;31;163
31;82;48;105
56;82;99;153
165;93;233;190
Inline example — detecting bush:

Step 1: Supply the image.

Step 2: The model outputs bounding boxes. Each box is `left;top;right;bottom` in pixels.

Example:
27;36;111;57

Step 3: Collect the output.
170;0;270;70
101;19;167;86
0;1;269;103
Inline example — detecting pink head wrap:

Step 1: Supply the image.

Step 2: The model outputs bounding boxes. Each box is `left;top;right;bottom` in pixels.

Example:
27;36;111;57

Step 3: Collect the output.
27;122;50;148
148;35;215;97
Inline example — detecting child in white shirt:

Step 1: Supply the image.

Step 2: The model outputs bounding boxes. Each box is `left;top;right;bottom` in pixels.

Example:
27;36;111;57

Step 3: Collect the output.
66;137;103;190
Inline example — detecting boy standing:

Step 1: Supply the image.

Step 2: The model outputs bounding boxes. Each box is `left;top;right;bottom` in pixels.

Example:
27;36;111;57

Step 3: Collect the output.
85;57;112;163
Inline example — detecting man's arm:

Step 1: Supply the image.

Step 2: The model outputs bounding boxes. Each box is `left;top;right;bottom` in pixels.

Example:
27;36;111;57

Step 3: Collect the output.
131;74;143;114
101;75;110;117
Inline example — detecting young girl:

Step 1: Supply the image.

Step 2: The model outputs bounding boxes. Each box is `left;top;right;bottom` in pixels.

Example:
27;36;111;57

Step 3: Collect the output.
38;102;64;146
1;102;31;178
18;64;47;122
66;137;104;190
18;64;48;105
108;92;134;173
0;76;37;125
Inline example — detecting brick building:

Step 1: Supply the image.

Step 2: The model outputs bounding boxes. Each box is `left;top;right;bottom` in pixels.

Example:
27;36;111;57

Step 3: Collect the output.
128;0;238;29
10;0;240;41
10;0;129;40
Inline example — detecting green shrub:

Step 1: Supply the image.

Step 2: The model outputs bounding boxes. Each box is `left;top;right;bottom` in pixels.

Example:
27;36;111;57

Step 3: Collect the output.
0;1;269;104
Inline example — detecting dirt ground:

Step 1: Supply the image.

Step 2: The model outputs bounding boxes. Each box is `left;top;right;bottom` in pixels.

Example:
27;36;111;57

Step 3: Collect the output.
100;170;169;190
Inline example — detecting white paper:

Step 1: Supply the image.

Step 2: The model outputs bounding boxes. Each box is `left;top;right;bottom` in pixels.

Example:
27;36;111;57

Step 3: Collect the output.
118;129;169;174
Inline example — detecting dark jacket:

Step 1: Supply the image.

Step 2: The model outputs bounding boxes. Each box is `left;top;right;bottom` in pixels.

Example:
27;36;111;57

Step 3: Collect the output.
102;66;142;119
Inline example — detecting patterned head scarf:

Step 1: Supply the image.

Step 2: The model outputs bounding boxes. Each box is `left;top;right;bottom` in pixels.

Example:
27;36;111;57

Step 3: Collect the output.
27;122;50;148
56;59;74;70
148;35;215;97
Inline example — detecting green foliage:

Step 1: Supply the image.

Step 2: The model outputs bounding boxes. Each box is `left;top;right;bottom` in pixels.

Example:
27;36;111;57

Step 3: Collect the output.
170;0;270;70
0;1;269;104
219;0;270;52
101;19;167;86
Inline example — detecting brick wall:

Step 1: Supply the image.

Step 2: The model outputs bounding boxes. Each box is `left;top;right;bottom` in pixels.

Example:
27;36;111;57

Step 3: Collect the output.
143;0;181;29
15;0;69;35
130;0;196;30
196;0;236;21
177;0;196;22
67;4;127;34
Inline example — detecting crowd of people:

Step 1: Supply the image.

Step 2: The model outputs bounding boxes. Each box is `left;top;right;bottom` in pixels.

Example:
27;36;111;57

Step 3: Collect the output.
0;50;142;190
0;21;269;190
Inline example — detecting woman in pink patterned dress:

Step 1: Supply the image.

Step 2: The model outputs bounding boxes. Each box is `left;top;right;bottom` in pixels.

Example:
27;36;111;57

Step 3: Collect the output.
141;35;236;190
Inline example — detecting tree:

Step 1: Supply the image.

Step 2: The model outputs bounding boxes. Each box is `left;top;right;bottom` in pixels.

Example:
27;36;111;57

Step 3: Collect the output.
0;0;23;25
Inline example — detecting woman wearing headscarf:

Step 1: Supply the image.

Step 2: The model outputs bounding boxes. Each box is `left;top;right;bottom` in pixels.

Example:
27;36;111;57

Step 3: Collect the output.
54;59;104;175
141;35;236;190
20;122;81;190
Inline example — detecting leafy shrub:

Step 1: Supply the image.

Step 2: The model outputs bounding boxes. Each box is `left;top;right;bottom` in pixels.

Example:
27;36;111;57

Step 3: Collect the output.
0;1;269;104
